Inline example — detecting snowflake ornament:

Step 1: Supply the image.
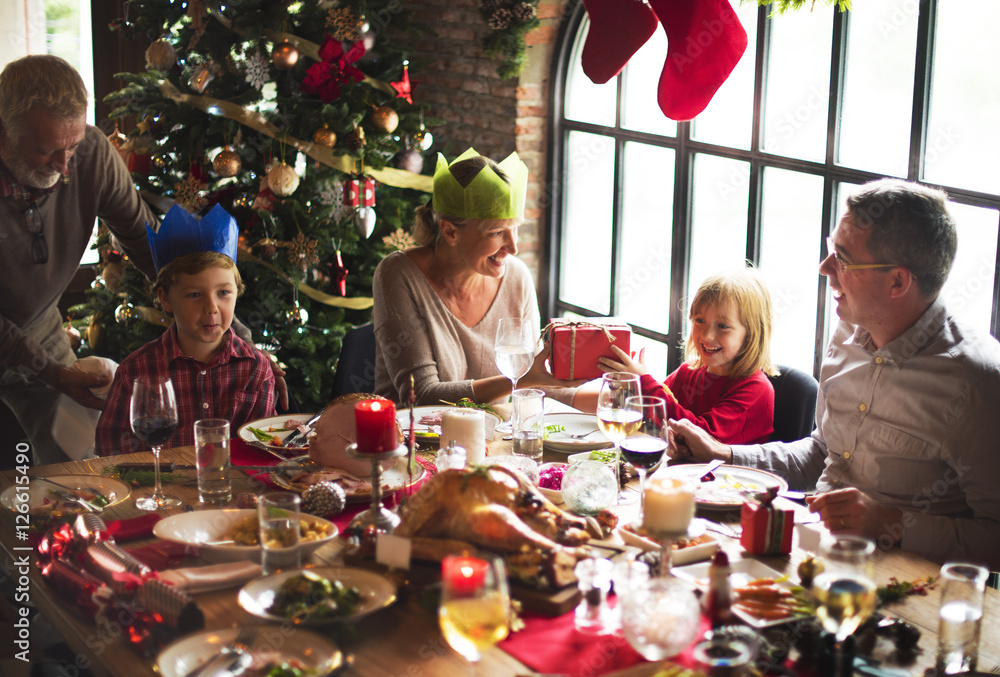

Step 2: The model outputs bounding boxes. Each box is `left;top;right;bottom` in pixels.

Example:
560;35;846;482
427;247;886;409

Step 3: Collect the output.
383;228;417;252
244;51;269;89
173;174;208;211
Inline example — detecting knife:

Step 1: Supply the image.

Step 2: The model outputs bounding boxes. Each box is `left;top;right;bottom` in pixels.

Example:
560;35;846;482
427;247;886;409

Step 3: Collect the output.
280;410;324;448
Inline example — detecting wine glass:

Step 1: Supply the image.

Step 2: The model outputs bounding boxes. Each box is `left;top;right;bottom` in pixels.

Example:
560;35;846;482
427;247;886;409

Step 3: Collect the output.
439;555;510;672
622;396;667;517
494;318;536;434
596;372;642;504
813;535;877;675
130;375;181;510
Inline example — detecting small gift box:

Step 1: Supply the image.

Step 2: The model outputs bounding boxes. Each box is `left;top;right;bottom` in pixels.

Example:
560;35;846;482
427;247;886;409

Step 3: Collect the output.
344;177;376;207
740;494;793;555
549;319;631;380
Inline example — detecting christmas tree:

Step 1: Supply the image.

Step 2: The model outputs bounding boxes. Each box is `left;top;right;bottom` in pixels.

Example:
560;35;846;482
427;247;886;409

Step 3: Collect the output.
74;0;439;412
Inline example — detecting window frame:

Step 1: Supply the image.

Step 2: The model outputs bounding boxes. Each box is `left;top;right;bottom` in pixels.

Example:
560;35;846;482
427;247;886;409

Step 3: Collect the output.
546;0;1000;378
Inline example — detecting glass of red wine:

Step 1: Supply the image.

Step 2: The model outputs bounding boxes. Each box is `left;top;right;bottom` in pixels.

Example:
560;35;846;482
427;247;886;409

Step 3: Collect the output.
622;395;668;519
130;375;181;510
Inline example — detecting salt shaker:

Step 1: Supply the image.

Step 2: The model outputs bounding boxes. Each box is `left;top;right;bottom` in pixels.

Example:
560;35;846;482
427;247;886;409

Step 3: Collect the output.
436;439;467;471
574;557;615;634
706;550;733;628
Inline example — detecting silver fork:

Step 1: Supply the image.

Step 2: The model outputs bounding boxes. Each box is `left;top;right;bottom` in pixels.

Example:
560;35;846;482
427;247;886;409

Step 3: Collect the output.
565;429;601;440
185;626;256;677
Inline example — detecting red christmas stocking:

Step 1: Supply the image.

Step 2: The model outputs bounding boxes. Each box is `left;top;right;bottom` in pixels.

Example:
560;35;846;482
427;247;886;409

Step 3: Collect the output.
581;0;659;85
647;0;748;121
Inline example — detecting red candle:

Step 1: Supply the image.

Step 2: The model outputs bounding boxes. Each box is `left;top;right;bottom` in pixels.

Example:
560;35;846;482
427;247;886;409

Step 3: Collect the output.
442;555;489;595
354;399;398;453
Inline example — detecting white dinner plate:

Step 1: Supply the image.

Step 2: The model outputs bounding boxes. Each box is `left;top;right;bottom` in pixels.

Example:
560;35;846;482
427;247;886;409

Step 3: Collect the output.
0;475;131;515
651;463;789;509
238;566;398;624
542;412;613;452
618;524;722;566
270;455;426;502
157;626;346;677
672;558;811;628
237;414;316;453
396;405;502;443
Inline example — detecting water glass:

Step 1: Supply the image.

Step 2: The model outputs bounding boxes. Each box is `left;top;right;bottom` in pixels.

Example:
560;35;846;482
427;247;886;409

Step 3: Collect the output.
258;492;301;575
194;419;231;504
511;388;545;463
935;562;989;674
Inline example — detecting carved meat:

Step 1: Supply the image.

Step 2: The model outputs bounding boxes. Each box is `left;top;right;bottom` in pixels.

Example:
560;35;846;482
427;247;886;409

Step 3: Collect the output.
308;393;403;476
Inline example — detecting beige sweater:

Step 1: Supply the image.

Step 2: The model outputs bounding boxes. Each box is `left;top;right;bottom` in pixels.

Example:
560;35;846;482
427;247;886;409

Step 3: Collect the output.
373;250;539;405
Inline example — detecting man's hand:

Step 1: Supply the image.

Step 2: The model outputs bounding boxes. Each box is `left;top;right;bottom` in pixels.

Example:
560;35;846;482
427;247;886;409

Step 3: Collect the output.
806;487;903;545
666;418;733;462
56;366;108;410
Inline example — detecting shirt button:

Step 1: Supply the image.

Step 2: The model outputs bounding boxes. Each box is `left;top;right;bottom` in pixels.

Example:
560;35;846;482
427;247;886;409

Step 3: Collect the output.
844;452;851;459
875;357;883;364
859;404;867;411
200;370;207;375
202;402;209;409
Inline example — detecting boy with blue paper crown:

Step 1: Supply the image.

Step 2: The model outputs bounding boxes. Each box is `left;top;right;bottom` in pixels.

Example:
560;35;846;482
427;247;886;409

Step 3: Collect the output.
95;204;276;455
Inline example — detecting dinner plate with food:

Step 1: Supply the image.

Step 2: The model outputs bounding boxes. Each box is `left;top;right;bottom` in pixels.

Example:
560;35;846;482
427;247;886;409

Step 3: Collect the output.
238;414;316;454
0;475;131;516
238;566;397;624
542;413;613;452
396;402;503;443
618;519;722;566
651;464;789;509
270;456;425;502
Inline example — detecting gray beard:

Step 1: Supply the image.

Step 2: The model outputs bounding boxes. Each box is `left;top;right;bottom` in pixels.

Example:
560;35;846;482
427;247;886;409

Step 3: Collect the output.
0;145;60;189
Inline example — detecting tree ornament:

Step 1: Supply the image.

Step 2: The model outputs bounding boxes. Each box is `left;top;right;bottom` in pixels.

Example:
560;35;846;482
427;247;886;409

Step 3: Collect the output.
244;51;269;89
354;207;377;238
145;38;177;71
412;125;434;151
482;0;505;12
253;237;278;260
286;232;320;270
300;37;366;103
285;300;309;326
107;125;127;151
393;148;424;174
151;155;168;171
301;481;346;517
267;162;300;196
489;8;514;30
189;63;216;93
327;7;362;41
115;300;139;326
87;313;105;353
90;276;105;291
213;147;242;177
383;228;418;252
370;106;399;134
391;61;415;105
330;249;349;296
512;2;538;22
272;40;300;70
355;21;377;53
233;192;254;209
102;260;126;292
344;126;366;151
312;125;337;149
174;174;208;211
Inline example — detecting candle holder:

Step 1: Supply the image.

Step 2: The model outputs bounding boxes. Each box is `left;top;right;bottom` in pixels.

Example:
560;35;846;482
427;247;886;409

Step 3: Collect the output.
651;518;706;577
346;443;407;532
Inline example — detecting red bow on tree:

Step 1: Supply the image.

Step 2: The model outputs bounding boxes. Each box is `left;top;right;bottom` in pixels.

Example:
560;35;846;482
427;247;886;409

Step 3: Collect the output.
300;35;366;103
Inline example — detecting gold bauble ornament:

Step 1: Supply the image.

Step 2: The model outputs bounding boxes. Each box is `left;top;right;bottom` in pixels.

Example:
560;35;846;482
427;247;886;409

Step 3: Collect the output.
267;162;300;196
312;126;337;148
370;106;399;134
213;148;242;178
272;40;300;70
145;38;176;71
344;126;366;151
87;313;105;353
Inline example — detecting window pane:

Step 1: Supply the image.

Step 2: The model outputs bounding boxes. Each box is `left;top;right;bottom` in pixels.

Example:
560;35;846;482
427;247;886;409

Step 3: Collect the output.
759;169;825;373
632;334;669;383
689;154;750;310
691;2;759;150
618;142;674;334
565;21;618;127
940;203;998;333
925;2;1000;194
559;131;615;314
622;28;677;138
762;8;833;162
838;2;917;176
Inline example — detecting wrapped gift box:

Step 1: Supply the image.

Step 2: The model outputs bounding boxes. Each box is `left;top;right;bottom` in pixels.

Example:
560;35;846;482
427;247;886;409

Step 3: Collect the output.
549;319;631;381
740;500;793;555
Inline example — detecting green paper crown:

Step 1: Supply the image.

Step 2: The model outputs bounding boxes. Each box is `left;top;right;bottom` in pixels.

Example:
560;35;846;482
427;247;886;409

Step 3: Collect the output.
432;148;528;220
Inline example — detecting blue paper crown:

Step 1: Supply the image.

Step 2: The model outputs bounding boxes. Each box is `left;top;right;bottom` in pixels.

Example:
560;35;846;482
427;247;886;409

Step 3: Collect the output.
147;204;239;273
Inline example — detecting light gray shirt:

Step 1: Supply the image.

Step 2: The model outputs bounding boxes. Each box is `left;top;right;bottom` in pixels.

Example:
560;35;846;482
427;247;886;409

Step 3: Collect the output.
733;298;1000;567
373;250;539;405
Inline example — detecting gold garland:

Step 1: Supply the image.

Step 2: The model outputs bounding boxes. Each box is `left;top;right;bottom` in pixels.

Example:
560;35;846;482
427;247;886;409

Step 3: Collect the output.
237;248;374;310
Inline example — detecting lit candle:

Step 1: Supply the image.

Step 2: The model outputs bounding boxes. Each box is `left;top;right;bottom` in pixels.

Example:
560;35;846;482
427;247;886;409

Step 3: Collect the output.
440;409;486;465
354;399;398;453
643;476;696;534
442;555;488;595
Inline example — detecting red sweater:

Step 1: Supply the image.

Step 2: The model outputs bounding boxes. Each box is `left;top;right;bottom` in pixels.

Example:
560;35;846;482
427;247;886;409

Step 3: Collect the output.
640;363;774;444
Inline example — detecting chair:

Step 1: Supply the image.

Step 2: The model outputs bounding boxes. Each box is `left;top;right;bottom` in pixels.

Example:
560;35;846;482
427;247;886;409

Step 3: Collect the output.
330;323;376;397
767;364;819;443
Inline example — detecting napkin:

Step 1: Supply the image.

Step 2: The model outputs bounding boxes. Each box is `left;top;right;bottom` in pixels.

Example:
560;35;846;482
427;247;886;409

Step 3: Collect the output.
51;356;118;461
106;513;161;541
158;561;263;593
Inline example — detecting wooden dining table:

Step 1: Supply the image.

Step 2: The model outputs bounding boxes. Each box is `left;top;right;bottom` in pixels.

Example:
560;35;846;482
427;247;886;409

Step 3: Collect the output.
2;434;998;677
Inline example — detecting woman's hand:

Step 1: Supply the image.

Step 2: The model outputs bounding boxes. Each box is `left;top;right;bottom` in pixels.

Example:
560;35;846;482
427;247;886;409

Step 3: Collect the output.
598;345;649;377
519;340;588;389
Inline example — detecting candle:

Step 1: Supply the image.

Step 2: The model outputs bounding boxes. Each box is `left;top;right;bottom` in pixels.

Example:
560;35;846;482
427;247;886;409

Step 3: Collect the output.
442;555;488;595
354;399;398;453
643;476;696;534
440;409;486;465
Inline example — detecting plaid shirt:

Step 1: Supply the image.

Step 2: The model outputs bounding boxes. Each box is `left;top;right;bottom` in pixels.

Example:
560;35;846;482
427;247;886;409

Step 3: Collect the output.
95;325;276;455
0;165;69;203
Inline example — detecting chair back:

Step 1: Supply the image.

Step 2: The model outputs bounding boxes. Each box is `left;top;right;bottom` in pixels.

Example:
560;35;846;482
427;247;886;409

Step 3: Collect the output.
330;323;376;397
767;364;819;443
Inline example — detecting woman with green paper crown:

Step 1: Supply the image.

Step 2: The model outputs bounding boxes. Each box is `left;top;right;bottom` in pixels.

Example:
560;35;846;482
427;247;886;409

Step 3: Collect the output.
373;149;581;406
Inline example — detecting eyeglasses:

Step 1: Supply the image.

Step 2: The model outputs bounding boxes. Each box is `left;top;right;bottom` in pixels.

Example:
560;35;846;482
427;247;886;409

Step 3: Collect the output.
25;206;48;264
825;237;898;273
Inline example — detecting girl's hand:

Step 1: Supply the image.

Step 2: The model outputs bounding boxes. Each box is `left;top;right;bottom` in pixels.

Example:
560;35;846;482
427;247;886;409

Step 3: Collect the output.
598;345;649;377
520;339;588;388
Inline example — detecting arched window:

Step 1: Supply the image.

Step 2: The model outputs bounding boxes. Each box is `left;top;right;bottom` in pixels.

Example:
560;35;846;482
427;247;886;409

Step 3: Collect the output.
548;1;1000;379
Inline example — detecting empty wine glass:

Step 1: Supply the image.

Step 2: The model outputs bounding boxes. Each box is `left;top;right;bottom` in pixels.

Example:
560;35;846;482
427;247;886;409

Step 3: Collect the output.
494;318;536;434
131;375;181;510
596;372;641;504
439;555;510;673
813;535;877;676
622;396;667;517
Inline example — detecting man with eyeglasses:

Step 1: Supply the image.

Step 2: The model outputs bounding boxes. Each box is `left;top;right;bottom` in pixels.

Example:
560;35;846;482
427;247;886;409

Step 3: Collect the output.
669;178;1000;568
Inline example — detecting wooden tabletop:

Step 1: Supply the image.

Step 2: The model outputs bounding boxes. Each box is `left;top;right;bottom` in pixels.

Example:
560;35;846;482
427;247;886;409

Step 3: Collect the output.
2;442;998;677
